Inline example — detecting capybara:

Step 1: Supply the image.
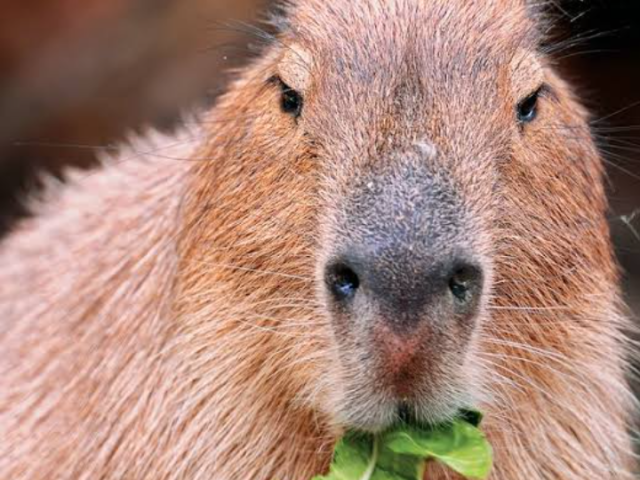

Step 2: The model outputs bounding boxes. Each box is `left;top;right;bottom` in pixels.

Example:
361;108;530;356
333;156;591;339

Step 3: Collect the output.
0;0;636;479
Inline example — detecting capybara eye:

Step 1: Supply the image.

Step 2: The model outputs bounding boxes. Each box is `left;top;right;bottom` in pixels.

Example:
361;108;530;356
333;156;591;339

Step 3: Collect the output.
516;87;542;124
274;76;303;118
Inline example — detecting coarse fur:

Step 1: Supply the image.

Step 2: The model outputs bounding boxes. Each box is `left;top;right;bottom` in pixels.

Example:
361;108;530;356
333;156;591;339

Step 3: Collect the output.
0;0;637;479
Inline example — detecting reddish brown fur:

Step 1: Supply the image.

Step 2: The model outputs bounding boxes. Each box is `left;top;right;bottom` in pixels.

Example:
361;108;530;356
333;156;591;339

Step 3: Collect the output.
0;0;637;479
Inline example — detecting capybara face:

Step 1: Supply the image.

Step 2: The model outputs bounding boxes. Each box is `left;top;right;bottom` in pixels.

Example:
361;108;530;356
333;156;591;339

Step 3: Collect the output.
195;0;610;434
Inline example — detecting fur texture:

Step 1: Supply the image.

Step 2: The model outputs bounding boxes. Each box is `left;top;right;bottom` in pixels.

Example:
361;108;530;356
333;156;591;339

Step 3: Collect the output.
0;1;637;479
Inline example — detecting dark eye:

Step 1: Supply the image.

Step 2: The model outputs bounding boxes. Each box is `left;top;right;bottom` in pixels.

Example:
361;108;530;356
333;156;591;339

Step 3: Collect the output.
274;77;303;118
517;87;543;124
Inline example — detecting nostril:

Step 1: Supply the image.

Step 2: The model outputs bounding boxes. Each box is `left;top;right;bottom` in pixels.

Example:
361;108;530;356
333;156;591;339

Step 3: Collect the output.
448;264;482;304
325;262;360;302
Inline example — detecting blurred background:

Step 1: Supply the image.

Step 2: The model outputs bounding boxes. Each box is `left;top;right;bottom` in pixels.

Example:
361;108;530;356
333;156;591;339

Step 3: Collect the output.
0;0;638;318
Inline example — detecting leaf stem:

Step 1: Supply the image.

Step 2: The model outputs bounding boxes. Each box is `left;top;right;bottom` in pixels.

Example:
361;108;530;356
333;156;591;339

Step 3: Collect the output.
359;435;379;480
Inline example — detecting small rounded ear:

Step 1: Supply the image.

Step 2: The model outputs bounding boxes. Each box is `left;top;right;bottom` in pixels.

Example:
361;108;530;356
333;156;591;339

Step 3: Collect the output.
523;0;547;14
522;0;553;34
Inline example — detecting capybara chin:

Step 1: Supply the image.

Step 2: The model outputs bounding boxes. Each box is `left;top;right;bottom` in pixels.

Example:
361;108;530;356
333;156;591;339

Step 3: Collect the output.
0;0;637;479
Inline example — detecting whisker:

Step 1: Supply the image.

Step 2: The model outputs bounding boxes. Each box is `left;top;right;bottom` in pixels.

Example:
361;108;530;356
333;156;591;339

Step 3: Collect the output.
487;304;573;312
592;99;640;126
191;259;314;282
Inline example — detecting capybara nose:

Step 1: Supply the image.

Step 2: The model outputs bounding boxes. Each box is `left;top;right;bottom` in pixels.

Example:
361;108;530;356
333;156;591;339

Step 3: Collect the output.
324;249;484;327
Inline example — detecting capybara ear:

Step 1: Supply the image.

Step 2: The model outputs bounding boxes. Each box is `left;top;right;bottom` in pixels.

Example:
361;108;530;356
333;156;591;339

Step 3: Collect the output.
519;0;549;20
266;2;292;33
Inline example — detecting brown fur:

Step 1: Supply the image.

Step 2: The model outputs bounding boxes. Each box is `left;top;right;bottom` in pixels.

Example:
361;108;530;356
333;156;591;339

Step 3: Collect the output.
0;1;636;479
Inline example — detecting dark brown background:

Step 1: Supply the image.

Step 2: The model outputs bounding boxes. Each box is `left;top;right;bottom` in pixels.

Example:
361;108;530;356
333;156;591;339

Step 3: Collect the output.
0;0;638;316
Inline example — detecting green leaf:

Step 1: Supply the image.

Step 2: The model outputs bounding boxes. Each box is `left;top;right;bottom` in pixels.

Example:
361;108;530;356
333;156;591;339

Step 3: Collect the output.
309;410;492;480
311;432;375;480
312;432;423;480
374;444;424;480
384;418;493;479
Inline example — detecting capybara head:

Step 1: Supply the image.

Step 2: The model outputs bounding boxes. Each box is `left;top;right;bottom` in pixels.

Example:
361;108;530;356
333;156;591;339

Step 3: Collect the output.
183;0;626;440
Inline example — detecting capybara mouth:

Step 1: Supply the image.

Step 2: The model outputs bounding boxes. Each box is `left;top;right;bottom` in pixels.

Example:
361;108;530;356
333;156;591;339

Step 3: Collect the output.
331;372;473;434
